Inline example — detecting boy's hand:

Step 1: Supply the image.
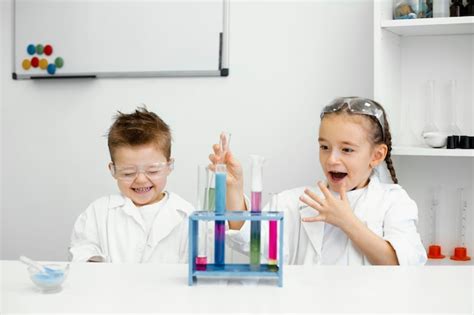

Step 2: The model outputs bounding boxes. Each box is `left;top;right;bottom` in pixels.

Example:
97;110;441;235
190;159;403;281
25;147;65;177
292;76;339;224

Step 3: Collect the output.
299;181;356;231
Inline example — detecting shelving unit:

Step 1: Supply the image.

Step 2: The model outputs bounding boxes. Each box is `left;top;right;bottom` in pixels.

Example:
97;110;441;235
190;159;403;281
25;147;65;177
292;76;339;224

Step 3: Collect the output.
392;146;474;157
381;16;474;36
374;0;473;265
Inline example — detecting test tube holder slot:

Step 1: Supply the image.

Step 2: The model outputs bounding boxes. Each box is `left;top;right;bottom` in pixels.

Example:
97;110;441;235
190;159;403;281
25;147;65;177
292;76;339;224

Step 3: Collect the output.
188;210;284;287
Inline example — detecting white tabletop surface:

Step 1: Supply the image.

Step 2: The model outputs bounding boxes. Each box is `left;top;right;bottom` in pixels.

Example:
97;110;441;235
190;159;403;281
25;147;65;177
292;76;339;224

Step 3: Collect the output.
1;260;473;313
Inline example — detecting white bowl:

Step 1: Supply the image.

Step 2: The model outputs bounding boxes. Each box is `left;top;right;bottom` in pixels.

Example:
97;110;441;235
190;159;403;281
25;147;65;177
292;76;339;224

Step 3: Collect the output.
28;264;69;293
423;132;447;148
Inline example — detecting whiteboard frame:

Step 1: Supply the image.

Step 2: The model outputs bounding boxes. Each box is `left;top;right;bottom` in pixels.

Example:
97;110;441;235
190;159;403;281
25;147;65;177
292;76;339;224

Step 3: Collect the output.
12;0;230;80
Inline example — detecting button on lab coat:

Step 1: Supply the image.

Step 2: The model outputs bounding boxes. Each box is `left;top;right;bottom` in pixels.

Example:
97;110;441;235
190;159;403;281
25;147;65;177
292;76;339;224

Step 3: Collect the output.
226;176;427;265
69;192;194;263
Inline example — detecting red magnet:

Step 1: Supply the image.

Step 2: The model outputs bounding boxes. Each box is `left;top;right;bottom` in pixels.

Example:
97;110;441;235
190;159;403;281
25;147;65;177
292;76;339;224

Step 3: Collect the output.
44;44;53;56
31;57;39;68
450;247;471;261
427;244;445;259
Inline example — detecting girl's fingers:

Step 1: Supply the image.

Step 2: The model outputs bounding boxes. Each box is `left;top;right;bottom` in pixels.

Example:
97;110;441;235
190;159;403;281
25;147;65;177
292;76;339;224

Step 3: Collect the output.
209;153;219;164
318;181;332;200
220;133;229;151
207;163;216;172
304;188;325;206
339;181;348;201
299;194;323;212
213;143;222;156
302;215;325;223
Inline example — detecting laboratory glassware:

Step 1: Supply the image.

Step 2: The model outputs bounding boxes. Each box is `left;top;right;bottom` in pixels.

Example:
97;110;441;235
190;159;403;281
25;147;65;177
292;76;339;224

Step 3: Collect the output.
250;155;265;269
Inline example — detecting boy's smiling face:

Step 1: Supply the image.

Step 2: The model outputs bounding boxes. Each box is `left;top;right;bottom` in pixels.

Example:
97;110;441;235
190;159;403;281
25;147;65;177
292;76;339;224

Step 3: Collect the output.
110;144;171;206
318;114;386;192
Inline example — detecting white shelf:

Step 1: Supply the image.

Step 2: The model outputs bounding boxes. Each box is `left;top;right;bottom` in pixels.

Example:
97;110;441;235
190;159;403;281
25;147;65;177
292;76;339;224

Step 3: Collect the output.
381;16;474;36
392;146;474;157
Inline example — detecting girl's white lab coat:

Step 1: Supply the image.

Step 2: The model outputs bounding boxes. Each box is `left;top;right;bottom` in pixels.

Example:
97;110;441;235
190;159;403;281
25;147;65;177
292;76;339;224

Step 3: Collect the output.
69;192;193;263
226;175;427;265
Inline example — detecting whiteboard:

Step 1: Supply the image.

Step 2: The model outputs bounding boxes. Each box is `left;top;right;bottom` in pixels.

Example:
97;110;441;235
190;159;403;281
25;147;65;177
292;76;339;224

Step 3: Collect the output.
12;0;229;79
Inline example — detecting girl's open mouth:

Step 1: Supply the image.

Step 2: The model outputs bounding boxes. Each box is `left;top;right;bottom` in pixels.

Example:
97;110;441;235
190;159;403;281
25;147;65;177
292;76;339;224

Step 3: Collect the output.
329;171;347;182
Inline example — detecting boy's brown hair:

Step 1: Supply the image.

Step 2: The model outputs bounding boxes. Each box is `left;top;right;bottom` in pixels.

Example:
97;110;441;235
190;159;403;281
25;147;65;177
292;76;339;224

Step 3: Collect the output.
107;106;172;162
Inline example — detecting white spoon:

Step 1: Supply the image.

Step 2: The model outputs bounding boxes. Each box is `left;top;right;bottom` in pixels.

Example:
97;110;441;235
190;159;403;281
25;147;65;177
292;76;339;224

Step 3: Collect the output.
19;256;47;273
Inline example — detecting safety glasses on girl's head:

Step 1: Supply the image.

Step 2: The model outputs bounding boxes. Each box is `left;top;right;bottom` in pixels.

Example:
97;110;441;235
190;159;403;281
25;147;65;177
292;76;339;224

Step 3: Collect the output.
110;159;174;182
320;97;385;141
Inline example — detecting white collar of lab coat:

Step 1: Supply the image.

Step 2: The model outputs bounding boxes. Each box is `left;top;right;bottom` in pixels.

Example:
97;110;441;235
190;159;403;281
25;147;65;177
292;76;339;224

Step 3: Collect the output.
109;192;190;245
298;175;384;259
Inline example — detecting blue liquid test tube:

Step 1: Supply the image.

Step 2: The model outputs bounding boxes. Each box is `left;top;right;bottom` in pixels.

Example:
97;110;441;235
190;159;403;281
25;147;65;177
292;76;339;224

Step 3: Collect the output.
214;164;226;266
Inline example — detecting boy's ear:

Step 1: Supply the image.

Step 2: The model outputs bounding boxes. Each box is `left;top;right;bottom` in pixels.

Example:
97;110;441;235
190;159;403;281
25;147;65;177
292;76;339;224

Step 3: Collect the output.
108;162;114;174
168;158;175;172
370;144;388;168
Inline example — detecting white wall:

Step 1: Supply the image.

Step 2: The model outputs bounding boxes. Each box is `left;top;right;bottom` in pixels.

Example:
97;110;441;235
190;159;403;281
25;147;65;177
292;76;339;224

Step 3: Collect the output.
1;0;374;260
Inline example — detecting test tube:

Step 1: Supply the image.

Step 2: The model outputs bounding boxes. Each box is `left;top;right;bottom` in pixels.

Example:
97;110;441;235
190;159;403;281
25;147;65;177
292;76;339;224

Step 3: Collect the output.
427;186;445;259
268;192;278;271
450;188;471;261
214;164;226;266
250;155;265;269
196;165;213;270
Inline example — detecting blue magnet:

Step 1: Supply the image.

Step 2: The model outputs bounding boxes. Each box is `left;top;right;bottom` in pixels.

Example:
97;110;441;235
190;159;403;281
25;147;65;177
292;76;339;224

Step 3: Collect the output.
27;44;36;55
47;63;56;75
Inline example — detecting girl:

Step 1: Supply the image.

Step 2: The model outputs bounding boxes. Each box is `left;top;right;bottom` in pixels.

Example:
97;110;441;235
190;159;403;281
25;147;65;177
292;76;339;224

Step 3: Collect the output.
210;97;427;265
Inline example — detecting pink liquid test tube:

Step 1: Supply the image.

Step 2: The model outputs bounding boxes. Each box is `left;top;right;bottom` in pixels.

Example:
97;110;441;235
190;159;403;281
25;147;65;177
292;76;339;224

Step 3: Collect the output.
268;193;278;268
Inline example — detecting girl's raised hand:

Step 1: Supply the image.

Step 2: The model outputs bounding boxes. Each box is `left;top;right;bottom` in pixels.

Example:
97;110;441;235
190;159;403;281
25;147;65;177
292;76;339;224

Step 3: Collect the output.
299;181;355;230
208;133;243;189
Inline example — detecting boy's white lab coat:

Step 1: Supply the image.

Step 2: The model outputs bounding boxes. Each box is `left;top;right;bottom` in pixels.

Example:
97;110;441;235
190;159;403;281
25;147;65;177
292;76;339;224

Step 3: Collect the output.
226;176;427;265
69;192;193;263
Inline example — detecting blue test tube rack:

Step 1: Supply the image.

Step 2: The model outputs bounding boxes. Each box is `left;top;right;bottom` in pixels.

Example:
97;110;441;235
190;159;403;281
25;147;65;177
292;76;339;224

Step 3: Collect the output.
188;210;284;287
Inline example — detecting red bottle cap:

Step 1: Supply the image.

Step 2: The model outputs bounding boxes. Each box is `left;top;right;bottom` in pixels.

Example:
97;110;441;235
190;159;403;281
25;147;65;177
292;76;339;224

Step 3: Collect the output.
450;247;471;261
427;244;445;259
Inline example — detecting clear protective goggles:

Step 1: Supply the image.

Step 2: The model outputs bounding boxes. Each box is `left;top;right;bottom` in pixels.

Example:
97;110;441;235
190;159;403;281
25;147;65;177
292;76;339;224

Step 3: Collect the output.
320;97;385;141
110;159;174;182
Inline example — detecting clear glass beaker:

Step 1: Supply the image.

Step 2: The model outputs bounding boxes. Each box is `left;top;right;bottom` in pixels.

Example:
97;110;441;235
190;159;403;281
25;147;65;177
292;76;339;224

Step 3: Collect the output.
448;80;462;134
421;80;439;137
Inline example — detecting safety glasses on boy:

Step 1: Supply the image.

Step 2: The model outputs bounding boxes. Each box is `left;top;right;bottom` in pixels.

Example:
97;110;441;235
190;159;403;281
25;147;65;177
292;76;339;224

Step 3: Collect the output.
320;97;385;140
110;159;174;182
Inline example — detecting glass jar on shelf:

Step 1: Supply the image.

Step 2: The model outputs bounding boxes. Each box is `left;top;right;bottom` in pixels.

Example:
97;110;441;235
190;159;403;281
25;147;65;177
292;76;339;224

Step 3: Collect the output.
393;0;433;19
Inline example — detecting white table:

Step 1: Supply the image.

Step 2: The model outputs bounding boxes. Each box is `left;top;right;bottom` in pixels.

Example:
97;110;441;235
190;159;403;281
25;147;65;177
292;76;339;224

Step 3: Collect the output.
1;260;472;313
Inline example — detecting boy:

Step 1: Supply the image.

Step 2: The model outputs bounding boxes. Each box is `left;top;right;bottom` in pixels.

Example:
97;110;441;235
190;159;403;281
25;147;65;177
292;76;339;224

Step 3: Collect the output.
69;107;193;263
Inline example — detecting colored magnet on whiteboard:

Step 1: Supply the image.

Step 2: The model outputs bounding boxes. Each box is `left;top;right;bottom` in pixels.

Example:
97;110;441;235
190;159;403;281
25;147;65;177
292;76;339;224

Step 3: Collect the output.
47;63;56;75
55;57;64;68
31;57;39;68
22;59;31;70
36;44;44;55
27;44;36;55
39;58;48;70
44;44;53;56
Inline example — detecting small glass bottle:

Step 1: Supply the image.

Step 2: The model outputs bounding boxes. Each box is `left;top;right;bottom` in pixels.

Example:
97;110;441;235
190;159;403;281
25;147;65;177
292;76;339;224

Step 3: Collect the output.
434;0;450;17
450;0;462;17
466;0;474;16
